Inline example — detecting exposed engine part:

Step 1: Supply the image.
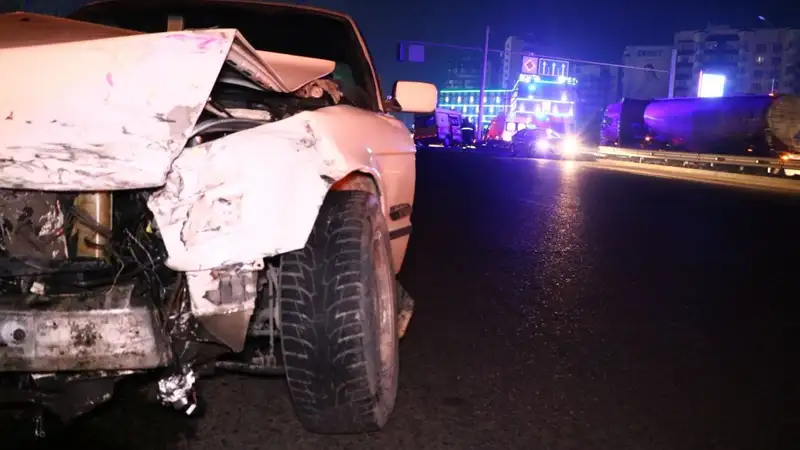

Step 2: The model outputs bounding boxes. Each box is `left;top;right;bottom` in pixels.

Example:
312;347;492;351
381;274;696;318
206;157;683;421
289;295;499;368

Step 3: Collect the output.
294;79;343;103
71;192;112;260
207;74;339;127
186;117;267;145
157;368;198;416
214;355;283;376
226;108;271;121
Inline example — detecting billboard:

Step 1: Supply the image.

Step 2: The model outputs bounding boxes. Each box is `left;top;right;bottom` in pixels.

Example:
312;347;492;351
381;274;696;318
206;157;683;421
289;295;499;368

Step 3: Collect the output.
621;46;673;99
697;72;726;97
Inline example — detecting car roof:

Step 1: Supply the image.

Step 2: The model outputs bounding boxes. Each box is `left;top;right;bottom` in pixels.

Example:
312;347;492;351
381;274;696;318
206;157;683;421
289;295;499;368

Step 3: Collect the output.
75;0;352;22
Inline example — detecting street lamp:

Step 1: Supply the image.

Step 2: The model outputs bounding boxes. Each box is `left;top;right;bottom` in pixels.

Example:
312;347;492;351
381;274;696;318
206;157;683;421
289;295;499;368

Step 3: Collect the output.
757;16;776;28
757;15;778;94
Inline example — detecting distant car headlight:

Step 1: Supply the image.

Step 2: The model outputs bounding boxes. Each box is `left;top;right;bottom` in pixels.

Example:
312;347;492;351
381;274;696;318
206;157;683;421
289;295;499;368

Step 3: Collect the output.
535;138;550;150
562;136;579;154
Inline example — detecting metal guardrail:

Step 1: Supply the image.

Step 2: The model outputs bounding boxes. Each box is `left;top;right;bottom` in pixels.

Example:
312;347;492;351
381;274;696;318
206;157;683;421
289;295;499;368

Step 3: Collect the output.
596;146;800;172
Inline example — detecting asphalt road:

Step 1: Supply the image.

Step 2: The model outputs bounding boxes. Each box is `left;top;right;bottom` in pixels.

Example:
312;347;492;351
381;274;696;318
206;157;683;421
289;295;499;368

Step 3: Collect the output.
7;150;798;449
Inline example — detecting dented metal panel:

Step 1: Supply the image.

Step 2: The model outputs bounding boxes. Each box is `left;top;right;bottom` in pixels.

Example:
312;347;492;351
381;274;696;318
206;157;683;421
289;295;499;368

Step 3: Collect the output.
0;29;235;190
148;111;352;273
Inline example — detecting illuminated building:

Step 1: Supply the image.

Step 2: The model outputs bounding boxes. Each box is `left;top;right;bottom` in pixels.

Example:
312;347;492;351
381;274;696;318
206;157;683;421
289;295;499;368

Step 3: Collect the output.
509;74;577;124
439;57;578;138
499;71;578;140
437;89;512;127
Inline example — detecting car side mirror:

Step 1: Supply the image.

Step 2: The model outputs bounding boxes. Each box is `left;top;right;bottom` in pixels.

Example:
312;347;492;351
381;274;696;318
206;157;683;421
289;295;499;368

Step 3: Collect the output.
386;81;437;113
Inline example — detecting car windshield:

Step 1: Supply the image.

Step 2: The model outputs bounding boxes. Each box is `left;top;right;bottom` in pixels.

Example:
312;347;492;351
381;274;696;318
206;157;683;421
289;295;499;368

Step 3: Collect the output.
69;1;378;109
526;128;560;140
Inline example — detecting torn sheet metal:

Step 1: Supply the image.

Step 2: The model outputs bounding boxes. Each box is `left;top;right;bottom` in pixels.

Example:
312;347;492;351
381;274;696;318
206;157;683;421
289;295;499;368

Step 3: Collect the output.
257;51;338;94
148;111;352;273
0;20;336;191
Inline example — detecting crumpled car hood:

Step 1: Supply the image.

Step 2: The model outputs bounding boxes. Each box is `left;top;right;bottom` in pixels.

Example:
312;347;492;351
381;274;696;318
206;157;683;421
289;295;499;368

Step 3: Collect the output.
0;13;335;191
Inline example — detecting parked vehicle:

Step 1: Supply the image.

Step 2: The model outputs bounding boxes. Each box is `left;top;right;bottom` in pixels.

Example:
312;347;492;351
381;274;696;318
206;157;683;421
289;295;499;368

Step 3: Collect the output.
413;108;463;148
511;128;581;159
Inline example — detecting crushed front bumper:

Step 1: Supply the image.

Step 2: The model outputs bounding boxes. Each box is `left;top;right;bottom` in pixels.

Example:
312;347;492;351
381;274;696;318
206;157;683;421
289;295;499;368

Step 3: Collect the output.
0;284;172;372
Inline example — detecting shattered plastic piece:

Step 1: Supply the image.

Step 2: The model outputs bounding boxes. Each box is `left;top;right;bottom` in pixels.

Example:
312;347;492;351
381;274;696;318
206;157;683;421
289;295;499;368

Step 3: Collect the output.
157;368;197;414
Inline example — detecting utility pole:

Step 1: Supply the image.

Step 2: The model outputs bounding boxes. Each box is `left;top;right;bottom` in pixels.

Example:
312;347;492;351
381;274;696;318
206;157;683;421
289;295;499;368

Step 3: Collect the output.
667;48;677;98
476;25;490;144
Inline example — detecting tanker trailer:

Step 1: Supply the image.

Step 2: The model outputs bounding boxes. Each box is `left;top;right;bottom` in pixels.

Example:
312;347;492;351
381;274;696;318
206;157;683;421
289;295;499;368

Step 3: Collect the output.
643;95;800;157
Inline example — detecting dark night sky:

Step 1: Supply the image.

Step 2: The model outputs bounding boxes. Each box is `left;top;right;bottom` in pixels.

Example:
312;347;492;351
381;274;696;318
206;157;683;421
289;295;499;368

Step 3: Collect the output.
3;0;794;93
295;0;792;93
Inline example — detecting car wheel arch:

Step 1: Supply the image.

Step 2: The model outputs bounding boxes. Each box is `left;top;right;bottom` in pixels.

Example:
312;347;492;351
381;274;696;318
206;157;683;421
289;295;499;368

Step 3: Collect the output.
328;170;387;215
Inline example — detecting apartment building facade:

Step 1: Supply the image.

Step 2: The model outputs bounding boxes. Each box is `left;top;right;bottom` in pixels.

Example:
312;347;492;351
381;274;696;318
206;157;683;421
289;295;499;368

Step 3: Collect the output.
673;25;800;97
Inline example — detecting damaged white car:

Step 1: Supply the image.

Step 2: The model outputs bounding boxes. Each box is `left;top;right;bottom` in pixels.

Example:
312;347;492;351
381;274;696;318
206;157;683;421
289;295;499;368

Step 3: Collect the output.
0;0;436;435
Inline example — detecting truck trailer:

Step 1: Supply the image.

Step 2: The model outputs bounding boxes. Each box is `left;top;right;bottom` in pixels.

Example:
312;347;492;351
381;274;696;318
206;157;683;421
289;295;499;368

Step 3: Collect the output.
643;94;800;157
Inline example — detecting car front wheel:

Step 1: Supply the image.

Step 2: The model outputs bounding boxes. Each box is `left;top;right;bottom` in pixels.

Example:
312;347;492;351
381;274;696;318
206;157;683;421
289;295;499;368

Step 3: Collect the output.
280;190;399;434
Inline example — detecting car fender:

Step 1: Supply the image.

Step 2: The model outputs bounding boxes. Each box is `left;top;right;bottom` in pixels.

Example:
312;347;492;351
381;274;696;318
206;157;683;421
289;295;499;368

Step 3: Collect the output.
305;106;417;272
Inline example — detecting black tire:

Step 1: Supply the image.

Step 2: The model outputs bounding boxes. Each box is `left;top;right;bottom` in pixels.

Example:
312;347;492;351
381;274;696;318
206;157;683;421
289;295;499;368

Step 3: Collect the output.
279;190;399;434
